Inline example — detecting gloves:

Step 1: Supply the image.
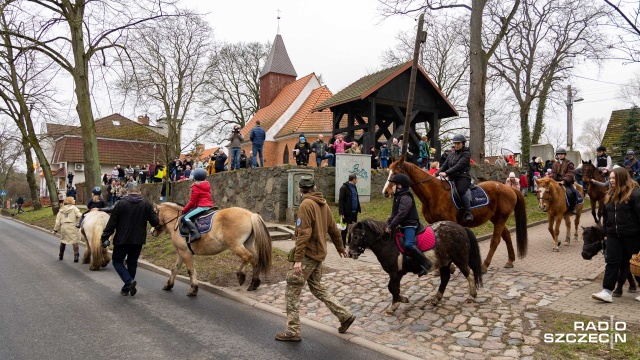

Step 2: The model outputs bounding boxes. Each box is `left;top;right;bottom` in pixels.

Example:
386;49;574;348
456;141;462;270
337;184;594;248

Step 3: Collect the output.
101;239;110;248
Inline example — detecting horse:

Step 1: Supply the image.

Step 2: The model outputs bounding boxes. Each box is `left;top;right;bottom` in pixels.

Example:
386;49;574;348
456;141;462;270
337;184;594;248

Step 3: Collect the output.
348;220;483;315
383;157;527;273
535;178;584;251
150;203;272;295
80;211;112;271
580;160;606;224
581;225;638;296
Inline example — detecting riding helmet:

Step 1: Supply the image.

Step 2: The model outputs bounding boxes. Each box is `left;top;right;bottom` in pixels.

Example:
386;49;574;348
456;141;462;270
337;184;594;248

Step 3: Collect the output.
193;168;207;181
452;134;466;143
92;186;102;195
388;173;411;189
596;145;606;152
555;148;567;155
627;149;635;156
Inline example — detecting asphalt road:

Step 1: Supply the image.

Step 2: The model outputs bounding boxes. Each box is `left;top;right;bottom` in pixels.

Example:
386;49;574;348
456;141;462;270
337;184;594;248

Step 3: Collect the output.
0;216;390;360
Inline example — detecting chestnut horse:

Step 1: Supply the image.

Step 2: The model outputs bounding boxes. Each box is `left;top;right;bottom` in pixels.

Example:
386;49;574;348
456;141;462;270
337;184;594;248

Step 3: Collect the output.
535;178;584;251
150;203;272;295
580;160;606;225
383;158;528;272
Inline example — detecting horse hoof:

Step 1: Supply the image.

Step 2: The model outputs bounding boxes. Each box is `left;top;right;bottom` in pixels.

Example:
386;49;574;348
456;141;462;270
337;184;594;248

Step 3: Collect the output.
237;272;246;286
481;266;488;274
426;298;439;306
162;284;173;291
399;295;409;303
247;285;257;291
503;263;514;269
552;248;559;252
564;240;570;246
187;292;197;297
384;311;394;317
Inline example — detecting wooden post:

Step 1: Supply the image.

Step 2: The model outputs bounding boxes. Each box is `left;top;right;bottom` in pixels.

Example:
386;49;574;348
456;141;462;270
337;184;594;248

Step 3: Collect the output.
401;13;426;157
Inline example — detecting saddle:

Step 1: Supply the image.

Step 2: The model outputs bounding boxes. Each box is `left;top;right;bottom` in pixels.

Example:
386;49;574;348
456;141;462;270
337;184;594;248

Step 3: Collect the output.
449;181;489;210
563;185;583;212
395;224;436;254
178;208;219;238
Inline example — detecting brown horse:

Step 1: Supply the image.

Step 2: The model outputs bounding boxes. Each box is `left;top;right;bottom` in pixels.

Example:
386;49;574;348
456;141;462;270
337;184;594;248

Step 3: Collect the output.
581;160;606;225
535;178;584;251
150;203;272;295
383;157;528;272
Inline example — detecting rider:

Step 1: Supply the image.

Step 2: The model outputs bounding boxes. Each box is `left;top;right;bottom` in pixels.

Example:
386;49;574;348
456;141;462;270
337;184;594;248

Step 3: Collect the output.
181;168;214;243
384;173;432;277
76;186;105;228
550;148;580;214
595;146;612;180
437;134;473;222
623;150;640;181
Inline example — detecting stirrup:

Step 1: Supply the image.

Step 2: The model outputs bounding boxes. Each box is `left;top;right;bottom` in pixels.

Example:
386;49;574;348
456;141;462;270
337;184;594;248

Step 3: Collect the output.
464;212;474;222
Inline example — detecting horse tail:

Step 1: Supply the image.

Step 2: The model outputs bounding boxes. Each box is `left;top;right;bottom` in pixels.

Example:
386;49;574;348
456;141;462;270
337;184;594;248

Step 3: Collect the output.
90;215;105;269
512;187;528;258
251;213;272;275
464;228;483;288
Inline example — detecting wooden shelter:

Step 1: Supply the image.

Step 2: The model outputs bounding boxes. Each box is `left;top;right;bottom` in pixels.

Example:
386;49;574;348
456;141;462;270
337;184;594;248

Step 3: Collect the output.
314;61;458;158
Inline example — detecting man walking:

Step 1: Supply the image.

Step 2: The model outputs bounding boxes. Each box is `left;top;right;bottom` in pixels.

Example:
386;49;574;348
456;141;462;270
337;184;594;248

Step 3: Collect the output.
338;174;361;247
249;120;266;167
16;194;24;214
275;178;355;342
99;185;159;296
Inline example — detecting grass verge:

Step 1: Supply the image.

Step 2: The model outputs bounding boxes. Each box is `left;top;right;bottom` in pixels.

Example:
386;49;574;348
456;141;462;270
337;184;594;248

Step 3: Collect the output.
534;308;640;360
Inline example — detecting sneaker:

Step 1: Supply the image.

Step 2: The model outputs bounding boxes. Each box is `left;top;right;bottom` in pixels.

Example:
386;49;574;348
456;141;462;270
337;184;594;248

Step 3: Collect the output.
591;289;613;303
338;315;356;334
129;280;137;297
635;295;640;302
275;331;301;342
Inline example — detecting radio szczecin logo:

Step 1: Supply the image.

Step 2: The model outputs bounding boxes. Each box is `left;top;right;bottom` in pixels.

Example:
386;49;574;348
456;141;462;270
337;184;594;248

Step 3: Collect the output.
543;318;627;349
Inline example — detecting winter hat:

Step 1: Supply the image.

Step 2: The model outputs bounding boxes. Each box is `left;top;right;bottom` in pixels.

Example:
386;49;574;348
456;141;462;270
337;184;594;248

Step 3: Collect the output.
534;172;540;177
546;169;552;173
508;172;516;178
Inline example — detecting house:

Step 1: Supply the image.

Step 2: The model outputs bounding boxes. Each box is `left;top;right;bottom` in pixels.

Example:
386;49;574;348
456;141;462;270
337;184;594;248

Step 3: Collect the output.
601;107;640;159
240;34;334;167
40;114;168;197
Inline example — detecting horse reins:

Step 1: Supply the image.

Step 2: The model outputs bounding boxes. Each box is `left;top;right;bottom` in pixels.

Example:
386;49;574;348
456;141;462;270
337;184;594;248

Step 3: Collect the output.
395;164;451;191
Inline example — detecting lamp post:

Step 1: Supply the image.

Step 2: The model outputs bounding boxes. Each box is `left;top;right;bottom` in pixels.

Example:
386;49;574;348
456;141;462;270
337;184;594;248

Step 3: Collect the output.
565;84;584;151
153;144;156;164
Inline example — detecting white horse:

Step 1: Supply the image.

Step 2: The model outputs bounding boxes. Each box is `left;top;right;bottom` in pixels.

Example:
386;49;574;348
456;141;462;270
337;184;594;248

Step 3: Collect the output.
80;211;112;270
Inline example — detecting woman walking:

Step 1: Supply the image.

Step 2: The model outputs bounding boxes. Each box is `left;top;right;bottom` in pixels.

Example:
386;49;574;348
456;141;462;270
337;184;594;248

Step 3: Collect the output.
53;197;83;262
591;167;640;303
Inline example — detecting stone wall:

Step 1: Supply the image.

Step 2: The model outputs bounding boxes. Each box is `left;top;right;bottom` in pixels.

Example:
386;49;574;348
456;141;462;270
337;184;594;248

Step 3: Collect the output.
135;164;523;223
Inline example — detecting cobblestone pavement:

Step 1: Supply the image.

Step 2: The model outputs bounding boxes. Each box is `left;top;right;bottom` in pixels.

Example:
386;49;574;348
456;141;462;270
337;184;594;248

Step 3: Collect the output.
232;214;637;359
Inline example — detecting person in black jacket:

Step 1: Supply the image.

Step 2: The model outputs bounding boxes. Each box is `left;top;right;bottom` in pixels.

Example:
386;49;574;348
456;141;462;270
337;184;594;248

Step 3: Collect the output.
528;157;537;193
591;167;640;303
214;150;227;172
98;186;159;296
437;134;474;222
384;173;431;277
338;174;361;247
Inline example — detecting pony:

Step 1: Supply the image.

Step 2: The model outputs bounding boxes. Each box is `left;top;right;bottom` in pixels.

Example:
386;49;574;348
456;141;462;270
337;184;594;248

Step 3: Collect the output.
580;160;606;224
80;211;112;271
383;157;527;272
535;177;584;251
348;220;483;315
150;203;272;295
581;225;638;296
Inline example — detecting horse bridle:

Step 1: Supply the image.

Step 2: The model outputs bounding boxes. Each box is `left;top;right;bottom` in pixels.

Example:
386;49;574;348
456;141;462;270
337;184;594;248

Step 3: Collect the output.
394;164;450;191
155;210;181;230
351;227;386;256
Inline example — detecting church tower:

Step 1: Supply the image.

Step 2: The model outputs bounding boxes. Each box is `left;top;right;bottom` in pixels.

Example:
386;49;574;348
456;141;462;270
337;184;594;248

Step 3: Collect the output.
259;34;297;109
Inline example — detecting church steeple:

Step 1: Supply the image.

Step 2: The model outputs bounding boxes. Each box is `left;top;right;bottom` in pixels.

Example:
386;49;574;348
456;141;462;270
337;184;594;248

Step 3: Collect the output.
259;34;297;109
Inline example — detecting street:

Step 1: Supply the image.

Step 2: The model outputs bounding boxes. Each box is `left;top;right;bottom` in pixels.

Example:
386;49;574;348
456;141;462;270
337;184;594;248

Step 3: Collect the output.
0;217;389;360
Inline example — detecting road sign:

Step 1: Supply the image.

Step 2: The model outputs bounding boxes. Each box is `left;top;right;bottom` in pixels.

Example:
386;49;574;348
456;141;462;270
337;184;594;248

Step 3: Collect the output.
0;190;6;196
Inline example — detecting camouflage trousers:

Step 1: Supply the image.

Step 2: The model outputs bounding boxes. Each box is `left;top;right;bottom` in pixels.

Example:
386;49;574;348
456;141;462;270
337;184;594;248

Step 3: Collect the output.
285;256;352;335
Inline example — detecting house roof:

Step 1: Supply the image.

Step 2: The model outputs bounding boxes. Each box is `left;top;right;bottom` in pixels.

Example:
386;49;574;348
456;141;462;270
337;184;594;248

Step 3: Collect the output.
260;34;297;78
52;137;164;166
241;73;315;138
602;108;639;151
275;86;334;138
46;113;167;143
314;61;458;118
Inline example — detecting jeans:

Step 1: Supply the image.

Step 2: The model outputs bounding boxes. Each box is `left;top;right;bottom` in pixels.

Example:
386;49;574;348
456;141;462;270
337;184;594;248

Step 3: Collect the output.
252;144;264;167
112;244;143;292
380;159;388;169
316;153;335;167
230;148;241;170
417;158;428;169
402;226;417;248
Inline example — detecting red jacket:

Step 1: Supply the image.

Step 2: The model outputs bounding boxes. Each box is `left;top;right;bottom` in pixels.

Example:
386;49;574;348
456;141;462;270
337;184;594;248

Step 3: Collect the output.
183;181;214;213
519;175;528;188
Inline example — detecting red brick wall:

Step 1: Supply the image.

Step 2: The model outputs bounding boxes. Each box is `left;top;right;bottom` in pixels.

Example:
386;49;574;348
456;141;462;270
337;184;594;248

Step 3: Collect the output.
242;136;331;167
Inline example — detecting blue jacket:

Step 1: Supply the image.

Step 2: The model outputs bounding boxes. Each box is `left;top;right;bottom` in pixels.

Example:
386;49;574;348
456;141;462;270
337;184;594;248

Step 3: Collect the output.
624;159;640;174
249;126;266;145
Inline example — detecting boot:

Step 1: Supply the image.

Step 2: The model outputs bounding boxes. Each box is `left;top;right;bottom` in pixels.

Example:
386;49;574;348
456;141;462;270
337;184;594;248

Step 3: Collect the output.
185;221;201;243
408;245;432;277
462;191;474;222
73;244;80;263
59;243;66;260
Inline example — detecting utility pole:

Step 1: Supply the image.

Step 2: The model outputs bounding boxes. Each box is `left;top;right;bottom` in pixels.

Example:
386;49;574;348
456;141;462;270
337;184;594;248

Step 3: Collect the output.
401;13;426;157
565;85;584;151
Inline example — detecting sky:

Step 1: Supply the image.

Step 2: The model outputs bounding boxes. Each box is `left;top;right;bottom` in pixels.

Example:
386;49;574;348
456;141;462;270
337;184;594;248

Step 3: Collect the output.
186;0;640;154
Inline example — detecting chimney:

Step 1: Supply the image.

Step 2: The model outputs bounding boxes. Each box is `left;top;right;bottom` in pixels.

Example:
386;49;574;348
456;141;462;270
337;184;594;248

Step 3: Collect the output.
137;114;150;125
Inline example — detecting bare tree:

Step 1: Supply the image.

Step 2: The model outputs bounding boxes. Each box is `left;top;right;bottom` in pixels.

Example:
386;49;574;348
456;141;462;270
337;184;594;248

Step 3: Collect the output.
0;0;176;199
203;41;269;144
542;125;566;150
576;117;607;160
620;72;640;106
605;0;640;62
378;0;521;163
488;0;607;161
117;11;213;160
0;120;22;195
0;4;61;213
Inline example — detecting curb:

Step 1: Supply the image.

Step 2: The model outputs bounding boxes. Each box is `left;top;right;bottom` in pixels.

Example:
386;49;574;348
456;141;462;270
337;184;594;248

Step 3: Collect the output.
1;214;421;360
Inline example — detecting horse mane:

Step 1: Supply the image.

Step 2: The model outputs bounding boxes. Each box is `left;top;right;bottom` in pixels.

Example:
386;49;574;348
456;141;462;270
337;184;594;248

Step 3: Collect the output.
394;159;433;181
161;202;183;213
359;219;387;235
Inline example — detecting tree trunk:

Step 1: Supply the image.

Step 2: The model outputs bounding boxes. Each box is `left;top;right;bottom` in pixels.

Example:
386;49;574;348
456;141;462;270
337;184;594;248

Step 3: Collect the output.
69;7;101;202
520;107;532;162
22;138;41;210
531;75;553;145
467;0;487;163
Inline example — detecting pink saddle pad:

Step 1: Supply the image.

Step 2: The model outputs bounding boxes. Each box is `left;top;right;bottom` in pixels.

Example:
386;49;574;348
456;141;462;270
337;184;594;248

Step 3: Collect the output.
395;226;437;254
